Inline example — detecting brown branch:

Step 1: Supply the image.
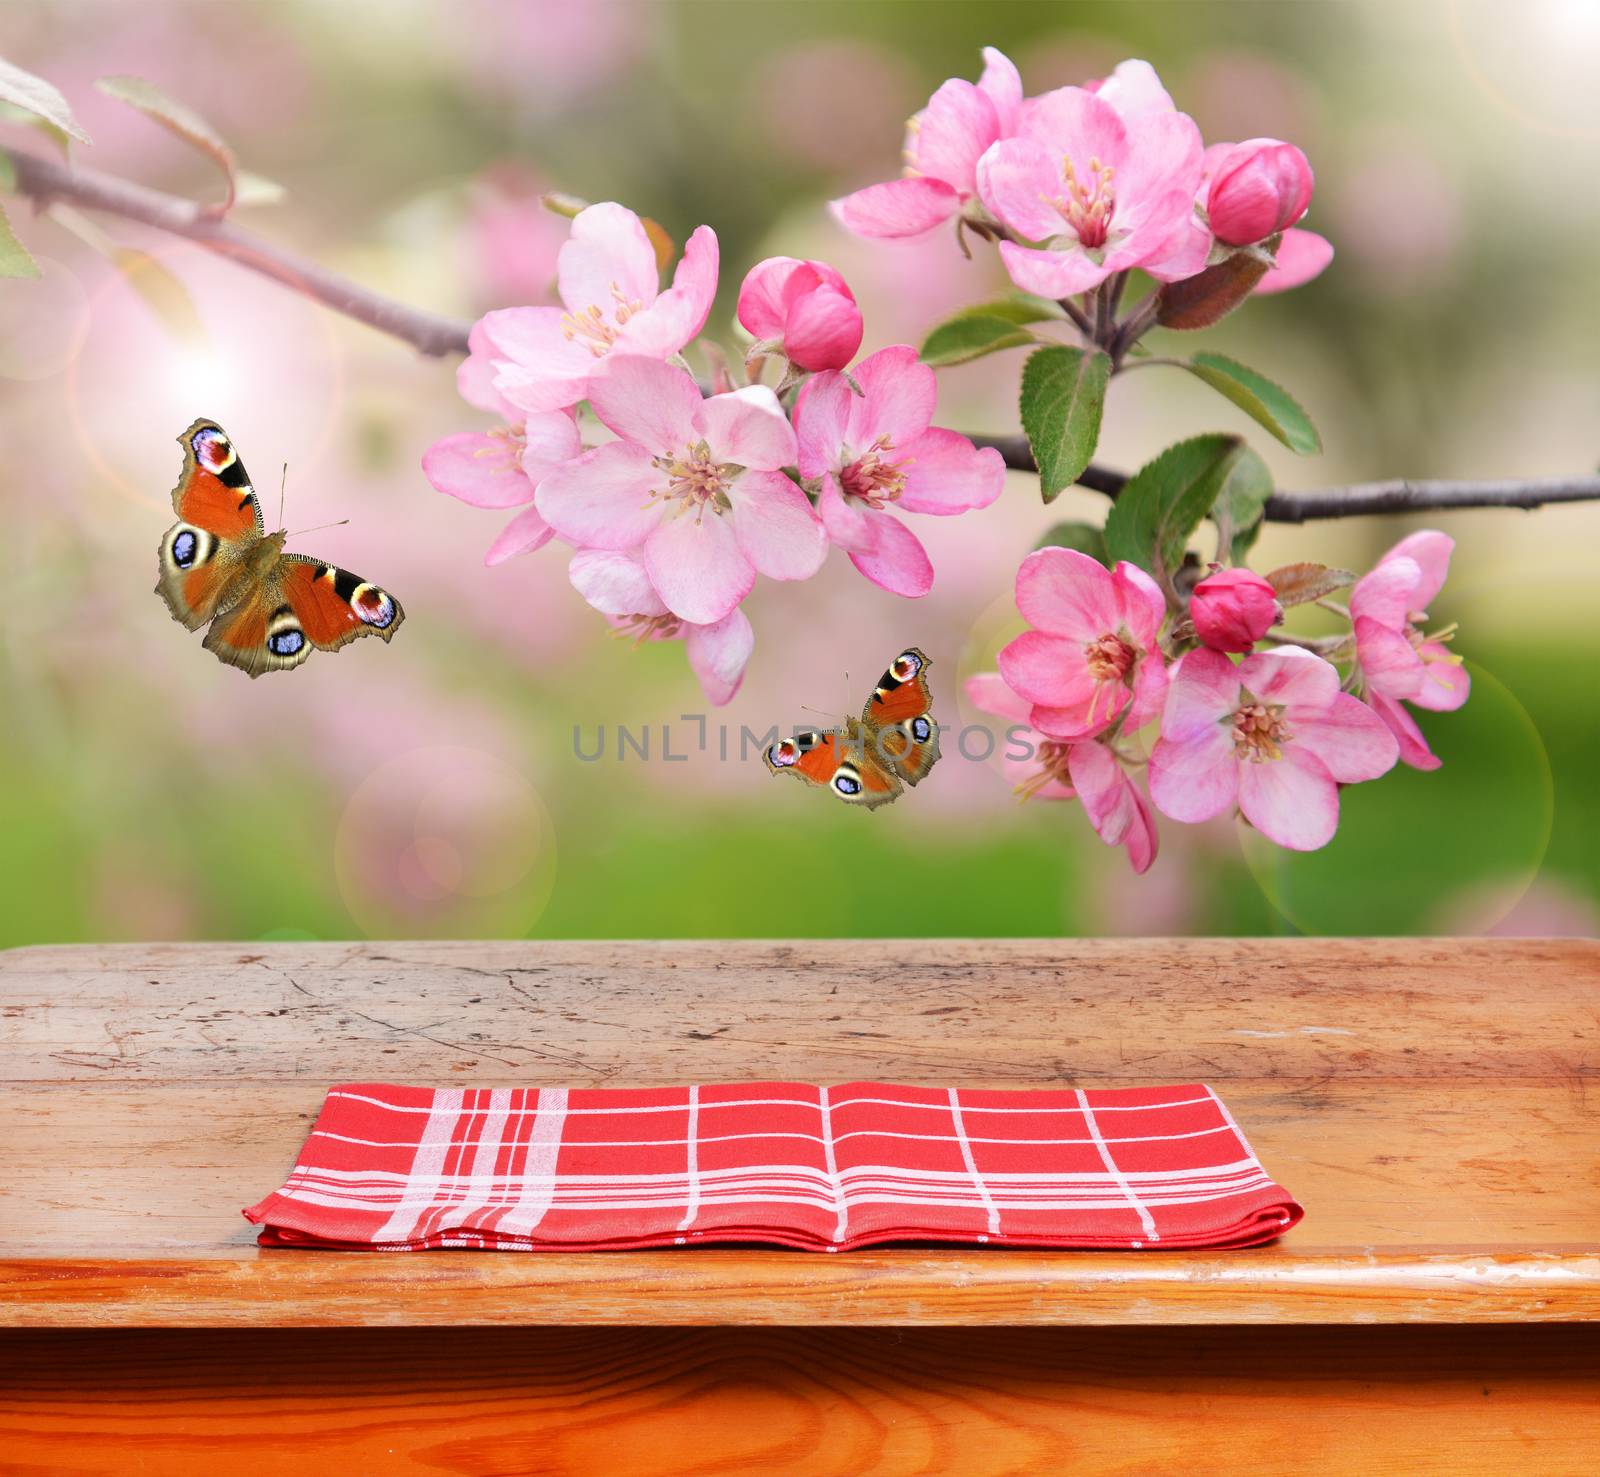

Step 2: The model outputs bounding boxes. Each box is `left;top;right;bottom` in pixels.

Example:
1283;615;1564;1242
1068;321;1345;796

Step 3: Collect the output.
9;146;1599;522
4;148;471;357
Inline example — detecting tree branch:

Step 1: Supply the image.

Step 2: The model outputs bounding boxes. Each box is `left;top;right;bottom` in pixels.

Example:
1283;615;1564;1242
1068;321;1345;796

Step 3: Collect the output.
10;146;1599;523
4;148;472;357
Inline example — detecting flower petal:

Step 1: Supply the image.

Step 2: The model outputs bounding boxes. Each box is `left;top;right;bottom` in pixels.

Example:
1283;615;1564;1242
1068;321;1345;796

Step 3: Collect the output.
1354;615;1424;700
831;177;961;239
422;432;533;509
619;224;719;357
1381;530;1454;609
977;47;1023;136
895;428;1005;515
1015;546;1122;639
696;385;797;471
1093;60;1177;123
817;472;877;553
913;79;999;195
997;629;1094;708
1253;228;1334;295
1350;555;1419;629
459;321;520;419
1238;645;1342;709
643;510;754;625
1114;560;1167;647
1123;652;1170;734
684;606;754;707
1293;691;1399;783
1369;690;1442;772
484;504;556;566
997;239;1114;298
520;410;583;481
1149;724;1238;822
965;671;1033;726
1160;647;1240;741
1413;648;1471;712
728;470;827;580
736;256;810;340
534;441;662;549
484;307;596;414
793;371;852;477
975;137;1066;242
846;345;937;450
1237;747;1340;850
1020;86;1129;171
569;549;667;617
588;355;702;455
846;508;933;597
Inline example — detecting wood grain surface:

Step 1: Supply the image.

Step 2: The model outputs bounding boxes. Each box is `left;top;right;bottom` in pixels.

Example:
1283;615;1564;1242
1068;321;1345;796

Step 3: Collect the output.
2;938;1597;1326
2;1326;1597;1475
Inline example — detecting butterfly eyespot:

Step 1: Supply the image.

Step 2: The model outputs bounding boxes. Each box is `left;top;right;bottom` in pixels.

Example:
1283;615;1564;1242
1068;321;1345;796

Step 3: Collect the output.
892;652;921;681
352;584;395;628
833;770;863;796
171;529;199;569
768;740;801;768
191;427;234;473
910;716;932;741
268;629;305;657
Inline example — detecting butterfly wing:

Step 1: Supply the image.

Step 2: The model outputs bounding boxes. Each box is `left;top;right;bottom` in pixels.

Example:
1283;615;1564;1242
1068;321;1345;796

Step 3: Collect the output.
862;647;940;786
200;553;404;679
156;420;263;631
763;726;904;810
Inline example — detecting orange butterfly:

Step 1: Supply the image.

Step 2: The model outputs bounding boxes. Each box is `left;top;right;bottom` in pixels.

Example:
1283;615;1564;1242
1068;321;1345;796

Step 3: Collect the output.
155;419;404;676
763;648;941;809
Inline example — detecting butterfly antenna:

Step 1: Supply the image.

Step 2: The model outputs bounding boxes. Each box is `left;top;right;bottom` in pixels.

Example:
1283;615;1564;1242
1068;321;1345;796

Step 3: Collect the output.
284;518;350;540
277;464;288;530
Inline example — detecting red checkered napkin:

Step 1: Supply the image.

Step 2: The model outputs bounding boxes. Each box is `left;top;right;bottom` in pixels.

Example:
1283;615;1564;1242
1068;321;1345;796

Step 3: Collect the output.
245;1080;1301;1252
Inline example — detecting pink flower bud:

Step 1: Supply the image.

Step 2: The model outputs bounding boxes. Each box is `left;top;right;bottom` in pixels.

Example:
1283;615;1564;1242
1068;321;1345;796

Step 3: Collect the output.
737;256;863;372
1190;569;1281;653
1206;139;1314;247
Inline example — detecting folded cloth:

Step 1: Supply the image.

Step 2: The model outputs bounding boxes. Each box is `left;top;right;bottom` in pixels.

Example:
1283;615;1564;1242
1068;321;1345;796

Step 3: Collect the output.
244;1080;1301;1252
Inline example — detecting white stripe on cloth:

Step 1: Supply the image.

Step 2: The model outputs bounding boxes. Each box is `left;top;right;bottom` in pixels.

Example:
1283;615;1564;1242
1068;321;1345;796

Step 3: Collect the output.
947;1087;1000;1235
677;1085;701;1232
1075;1086;1158;1243
492;1087;569;1238
819;1086;848;1242
373;1087;464;1243
457;1088;512;1230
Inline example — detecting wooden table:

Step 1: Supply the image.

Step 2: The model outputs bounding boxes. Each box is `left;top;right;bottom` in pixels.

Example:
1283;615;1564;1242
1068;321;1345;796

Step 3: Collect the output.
2;938;1597;1472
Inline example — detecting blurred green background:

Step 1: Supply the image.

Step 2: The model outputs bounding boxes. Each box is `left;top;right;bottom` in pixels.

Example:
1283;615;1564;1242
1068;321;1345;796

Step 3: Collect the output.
0;0;1595;945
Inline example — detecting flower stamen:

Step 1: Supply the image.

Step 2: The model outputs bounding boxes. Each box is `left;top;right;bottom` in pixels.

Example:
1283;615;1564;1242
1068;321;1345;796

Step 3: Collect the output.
1232;702;1292;762
840;434;911;508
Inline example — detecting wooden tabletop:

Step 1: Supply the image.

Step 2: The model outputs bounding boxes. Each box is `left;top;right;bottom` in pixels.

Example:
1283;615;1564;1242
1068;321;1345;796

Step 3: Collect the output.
1;938;1595;1328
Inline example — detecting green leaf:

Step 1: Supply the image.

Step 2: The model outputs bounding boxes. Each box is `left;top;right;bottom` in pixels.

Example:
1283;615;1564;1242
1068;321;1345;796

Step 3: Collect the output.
95;75;236;213
1104;433;1243;578
1019;345;1112;503
1214;444;1273;564
0;57;91;144
920;314;1040;367
1035;521;1108;564
0;200;39;278
1184;353;1321;454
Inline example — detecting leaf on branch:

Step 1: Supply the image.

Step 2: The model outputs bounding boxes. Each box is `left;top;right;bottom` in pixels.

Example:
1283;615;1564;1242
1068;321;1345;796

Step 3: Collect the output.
0;200;40;278
1266;562;1355;606
0;57;92;146
1104;433;1243;579
1019;344;1111;503
921;314;1041;366
1182;352;1321;454
95;75;237;214
1035;520;1108;564
1155;244;1273;330
47;202;203;342
1214;444;1273;565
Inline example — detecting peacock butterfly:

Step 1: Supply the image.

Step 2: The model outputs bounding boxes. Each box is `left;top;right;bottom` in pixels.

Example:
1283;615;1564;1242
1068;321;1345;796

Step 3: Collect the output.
763;647;940;810
155;419;404;677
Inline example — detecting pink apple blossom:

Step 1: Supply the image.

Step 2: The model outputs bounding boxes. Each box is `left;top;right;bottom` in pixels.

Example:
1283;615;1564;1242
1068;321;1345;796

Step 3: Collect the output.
976;74;1206;297
996;546;1170;740
966;672;1158;873
1206;138;1314;246
1190;568;1281;653
737;256;863;372
833;47;1023;238
792;345;1004;598
474;202;718;415
1350;530;1469;771
1150;646;1399;850
535;356;825;626
421;409;581;566
569;549;753;706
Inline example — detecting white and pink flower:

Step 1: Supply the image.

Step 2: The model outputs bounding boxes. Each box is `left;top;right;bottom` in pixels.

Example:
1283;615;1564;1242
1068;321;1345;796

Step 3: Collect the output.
1150;646;1399;851
793;345;1004;598
976;72;1206;297
1350;530;1469;770
997;547;1170;740
475;202;718;415
833;47;1023;239
966;671;1158;873
569;549;754;706
737;256;863;372
535;355;826;626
